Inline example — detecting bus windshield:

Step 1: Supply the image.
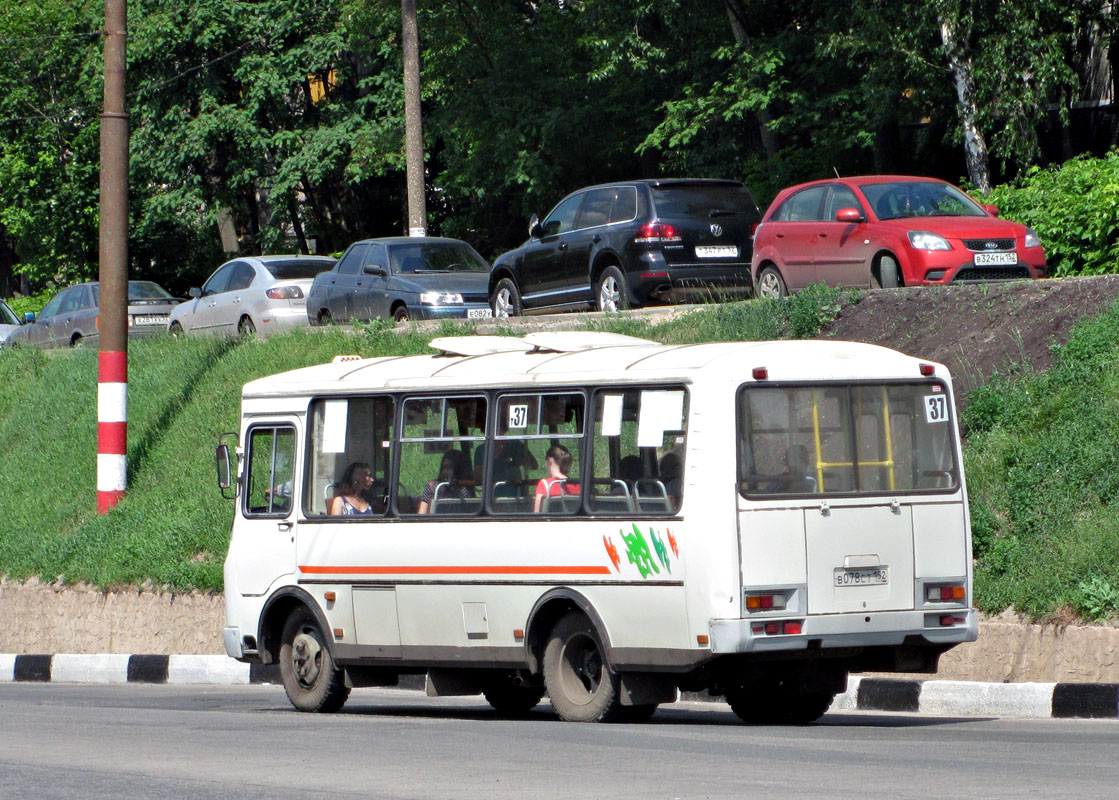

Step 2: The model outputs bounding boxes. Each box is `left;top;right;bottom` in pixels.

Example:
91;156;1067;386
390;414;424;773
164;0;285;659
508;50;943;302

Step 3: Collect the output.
738;382;958;497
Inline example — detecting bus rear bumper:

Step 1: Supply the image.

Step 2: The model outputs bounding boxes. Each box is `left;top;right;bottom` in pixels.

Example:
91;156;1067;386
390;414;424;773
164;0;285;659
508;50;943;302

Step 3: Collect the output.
709;608;978;654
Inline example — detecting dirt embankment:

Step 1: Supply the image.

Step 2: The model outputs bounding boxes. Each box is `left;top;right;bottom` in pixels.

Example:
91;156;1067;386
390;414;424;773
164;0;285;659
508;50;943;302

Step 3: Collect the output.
820;275;1119;405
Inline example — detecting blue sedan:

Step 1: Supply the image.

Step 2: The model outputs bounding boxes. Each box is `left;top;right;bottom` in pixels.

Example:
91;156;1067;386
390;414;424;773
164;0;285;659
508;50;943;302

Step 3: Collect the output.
307;237;493;325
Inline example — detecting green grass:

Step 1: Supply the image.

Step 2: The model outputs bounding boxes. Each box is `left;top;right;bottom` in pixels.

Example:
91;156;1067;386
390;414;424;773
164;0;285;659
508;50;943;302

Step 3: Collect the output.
962;300;1119;620
3;284;1117;624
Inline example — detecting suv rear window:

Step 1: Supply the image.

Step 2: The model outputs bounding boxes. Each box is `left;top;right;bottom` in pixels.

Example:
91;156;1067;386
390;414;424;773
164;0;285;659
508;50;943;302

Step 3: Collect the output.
651;183;759;219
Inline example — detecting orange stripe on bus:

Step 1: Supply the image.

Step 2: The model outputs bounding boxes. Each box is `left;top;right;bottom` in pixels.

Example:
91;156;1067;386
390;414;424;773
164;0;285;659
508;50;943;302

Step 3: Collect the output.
299;564;613;575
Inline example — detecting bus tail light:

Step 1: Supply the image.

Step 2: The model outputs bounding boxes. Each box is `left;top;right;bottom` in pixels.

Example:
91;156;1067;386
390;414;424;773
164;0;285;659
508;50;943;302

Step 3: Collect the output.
940;615;965;627
745;593;786;611
752;619;803;636
752;367;768;380
919;363;935;376
927;584;966;602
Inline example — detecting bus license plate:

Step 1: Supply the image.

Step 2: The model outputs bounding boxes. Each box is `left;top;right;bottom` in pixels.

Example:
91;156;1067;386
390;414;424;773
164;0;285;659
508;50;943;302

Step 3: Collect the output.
834;567;889;587
973;252;1017;266
695;245;739;258
467;308;493;319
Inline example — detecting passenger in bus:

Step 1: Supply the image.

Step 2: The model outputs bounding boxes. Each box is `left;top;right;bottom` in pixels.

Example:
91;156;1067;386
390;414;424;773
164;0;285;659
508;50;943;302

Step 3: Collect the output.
658;451;682;508
418;449;475;514
328;462;375;515
473;439;538;496
534;444;581;512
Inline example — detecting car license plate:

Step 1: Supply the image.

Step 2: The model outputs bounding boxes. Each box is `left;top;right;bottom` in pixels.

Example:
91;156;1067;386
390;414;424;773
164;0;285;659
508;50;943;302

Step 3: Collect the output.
834;567;889;587
467;308;493;319
132;315;167;326
695;245;739;258
973;252;1017;266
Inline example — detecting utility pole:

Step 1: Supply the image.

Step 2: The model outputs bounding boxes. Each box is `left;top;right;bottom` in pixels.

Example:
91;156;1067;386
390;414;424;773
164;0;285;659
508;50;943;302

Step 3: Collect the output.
97;0;129;514
401;0;427;236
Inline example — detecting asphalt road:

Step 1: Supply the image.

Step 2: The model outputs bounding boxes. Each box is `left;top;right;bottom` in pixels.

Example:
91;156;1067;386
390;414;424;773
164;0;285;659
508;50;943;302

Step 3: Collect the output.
1;683;1117;800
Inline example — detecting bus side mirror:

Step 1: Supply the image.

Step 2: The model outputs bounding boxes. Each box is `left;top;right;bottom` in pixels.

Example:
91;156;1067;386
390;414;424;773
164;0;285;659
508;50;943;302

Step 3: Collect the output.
216;440;236;499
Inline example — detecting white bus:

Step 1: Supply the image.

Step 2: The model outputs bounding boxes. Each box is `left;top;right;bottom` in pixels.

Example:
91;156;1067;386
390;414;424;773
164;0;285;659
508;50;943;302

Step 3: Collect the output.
218;331;977;723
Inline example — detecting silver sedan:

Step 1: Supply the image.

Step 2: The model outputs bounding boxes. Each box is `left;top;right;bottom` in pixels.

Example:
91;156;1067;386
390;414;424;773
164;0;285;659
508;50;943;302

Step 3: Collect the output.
168;255;336;337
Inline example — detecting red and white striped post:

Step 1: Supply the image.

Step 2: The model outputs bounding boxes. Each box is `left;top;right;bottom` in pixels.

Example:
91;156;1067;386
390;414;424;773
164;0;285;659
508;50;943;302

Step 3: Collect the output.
97;352;128;513
97;0;129;514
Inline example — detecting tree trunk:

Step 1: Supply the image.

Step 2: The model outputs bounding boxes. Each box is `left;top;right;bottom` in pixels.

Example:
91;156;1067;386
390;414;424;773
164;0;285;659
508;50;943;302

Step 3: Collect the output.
723;0;783;159
938;14;992;194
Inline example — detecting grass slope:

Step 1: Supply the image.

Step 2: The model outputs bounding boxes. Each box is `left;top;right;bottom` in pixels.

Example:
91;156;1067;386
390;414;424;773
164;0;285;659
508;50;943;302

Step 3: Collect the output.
2;287;1116;622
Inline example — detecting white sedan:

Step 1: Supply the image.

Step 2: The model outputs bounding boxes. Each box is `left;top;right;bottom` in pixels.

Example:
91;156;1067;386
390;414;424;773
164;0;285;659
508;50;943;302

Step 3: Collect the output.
169;255;336;337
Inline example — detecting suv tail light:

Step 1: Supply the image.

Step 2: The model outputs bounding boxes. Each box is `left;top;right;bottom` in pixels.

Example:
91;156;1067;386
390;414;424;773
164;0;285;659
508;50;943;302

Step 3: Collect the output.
266;286;304;300
633;222;682;245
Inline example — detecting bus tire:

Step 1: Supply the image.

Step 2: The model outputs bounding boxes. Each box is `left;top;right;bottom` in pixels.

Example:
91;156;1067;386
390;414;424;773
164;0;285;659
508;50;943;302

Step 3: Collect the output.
279;607;350;713
482;674;545;716
542;611;623;722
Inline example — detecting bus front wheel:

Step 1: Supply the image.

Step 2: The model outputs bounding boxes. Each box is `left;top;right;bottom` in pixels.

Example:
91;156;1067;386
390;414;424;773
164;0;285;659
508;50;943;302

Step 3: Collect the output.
278;607;350;713
542;612;623;722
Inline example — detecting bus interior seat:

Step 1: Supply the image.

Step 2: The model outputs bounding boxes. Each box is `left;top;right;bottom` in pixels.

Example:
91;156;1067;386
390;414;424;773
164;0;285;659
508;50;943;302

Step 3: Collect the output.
542;491;581;514
634;479;671;512
591;494;634;513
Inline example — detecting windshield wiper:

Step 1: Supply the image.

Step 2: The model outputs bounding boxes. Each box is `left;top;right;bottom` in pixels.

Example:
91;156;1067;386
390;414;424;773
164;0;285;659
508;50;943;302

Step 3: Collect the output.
709;209;748;217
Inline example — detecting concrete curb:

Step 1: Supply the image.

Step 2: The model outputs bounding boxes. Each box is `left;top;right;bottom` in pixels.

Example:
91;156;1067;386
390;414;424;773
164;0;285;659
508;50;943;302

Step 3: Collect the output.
3;654;1117;719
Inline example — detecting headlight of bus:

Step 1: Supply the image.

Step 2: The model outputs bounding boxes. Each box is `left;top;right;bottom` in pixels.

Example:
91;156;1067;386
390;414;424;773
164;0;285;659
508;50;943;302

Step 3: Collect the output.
419;291;464;306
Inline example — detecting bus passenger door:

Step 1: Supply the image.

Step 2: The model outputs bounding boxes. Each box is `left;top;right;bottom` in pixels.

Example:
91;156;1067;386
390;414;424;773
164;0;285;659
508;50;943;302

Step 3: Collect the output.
233;423;299;596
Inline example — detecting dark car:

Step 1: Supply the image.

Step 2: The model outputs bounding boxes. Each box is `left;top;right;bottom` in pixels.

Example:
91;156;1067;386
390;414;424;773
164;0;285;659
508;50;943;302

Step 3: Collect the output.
307;237;493;325
6;280;182;348
751;175;1047;297
489;179;761;316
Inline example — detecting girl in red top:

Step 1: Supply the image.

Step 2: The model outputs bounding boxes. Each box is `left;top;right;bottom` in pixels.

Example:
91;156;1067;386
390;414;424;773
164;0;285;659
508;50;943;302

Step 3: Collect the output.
534;444;580;512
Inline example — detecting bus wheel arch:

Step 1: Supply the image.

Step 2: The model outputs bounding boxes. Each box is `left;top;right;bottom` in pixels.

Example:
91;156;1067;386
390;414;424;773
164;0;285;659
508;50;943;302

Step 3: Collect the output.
259;587;333;667
525;589;613;675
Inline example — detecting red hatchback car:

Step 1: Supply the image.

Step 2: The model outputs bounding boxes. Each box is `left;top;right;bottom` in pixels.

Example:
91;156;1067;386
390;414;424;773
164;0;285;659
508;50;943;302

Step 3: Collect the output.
750;175;1047;297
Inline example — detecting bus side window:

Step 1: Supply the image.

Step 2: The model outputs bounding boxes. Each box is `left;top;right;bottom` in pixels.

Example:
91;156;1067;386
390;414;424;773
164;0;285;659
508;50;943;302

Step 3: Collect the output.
305;396;395;517
588;388;687;514
490;392;584;515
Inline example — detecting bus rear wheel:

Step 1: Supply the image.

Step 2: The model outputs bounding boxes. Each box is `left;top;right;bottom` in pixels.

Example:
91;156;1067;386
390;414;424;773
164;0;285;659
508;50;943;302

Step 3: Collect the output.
543;612;623;722
278;607;350;713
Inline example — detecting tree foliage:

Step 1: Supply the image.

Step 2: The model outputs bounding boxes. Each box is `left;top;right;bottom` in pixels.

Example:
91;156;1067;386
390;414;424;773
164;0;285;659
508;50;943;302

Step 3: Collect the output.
0;0;1113;296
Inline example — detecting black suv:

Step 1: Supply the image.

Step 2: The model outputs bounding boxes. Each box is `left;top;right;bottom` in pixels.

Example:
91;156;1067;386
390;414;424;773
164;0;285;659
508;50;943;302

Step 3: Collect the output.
489;179;761;316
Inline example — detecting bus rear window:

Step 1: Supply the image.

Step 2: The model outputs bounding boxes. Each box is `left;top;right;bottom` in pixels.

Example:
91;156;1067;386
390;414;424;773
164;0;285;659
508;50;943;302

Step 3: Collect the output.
738;383;958;497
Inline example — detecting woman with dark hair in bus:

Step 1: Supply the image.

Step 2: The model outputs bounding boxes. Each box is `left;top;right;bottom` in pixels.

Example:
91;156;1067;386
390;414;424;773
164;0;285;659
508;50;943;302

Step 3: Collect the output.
417;449;474;514
329;461;374;515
